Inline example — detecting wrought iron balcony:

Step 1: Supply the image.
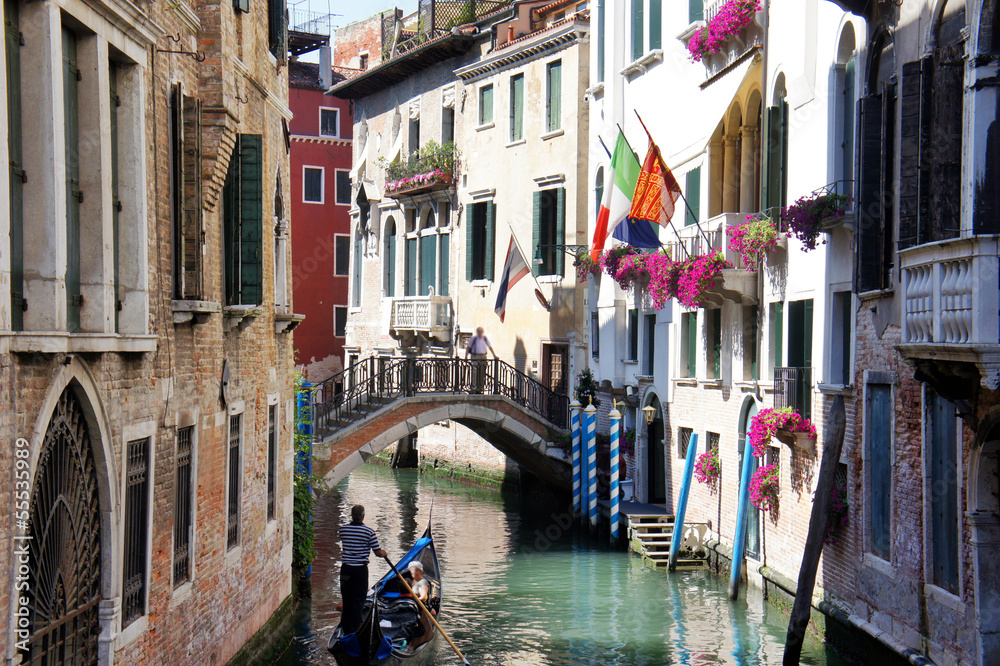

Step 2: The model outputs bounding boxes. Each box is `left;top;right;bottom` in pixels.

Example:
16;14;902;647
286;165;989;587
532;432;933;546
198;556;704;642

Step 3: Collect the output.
384;148;456;198
774;367;812;420
382;0;509;59
390;295;453;342
664;212;760;306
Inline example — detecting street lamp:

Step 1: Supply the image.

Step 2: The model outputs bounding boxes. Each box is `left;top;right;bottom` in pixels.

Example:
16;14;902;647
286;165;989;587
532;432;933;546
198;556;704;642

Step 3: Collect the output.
642;405;657;425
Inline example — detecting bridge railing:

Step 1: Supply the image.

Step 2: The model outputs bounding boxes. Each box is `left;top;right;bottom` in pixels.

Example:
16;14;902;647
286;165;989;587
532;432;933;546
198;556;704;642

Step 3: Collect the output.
311;356;570;437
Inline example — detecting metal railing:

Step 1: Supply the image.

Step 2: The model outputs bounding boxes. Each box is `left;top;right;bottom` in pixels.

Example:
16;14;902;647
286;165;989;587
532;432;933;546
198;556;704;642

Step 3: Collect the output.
773;367;812;421
311;356;570;436
385;149;456;188
383;0;509;57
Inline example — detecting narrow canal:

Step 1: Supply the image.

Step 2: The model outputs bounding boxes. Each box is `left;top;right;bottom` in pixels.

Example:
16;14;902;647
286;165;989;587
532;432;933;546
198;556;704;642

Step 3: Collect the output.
277;464;847;665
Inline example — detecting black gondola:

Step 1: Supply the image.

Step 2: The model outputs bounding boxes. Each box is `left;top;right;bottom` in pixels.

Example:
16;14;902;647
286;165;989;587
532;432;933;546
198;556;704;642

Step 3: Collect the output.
328;523;441;666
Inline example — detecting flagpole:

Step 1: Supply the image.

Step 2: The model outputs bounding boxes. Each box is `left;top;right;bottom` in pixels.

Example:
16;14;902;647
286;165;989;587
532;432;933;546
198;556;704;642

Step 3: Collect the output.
632;111;716;253
506;224;545;292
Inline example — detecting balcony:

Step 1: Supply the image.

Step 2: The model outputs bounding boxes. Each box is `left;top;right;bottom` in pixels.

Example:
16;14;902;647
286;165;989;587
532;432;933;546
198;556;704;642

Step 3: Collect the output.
384;146;456;199
898;236;1000;396
774;367;812;421
390;295;453;343
665;212;759;306
681;0;764;81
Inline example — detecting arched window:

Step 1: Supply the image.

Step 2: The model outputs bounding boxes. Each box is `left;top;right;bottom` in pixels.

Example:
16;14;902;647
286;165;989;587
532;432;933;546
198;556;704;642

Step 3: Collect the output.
834;24;858;195
384;217;396;297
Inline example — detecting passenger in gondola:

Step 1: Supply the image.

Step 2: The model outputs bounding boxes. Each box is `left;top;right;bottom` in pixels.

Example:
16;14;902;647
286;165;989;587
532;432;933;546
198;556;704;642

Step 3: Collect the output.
338;505;388;634
406;561;436;647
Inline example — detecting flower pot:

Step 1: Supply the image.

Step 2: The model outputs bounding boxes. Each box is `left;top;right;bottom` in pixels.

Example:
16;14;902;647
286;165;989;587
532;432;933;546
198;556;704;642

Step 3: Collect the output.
794;432;816;455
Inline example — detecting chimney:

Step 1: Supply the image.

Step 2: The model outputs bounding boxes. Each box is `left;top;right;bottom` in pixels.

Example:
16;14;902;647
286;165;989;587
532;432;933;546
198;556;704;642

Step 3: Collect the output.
320;45;332;90
507;24;514;43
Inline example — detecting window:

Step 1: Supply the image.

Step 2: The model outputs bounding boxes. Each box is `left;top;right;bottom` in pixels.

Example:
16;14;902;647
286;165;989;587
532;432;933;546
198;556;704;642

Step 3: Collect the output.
335;169;351;205
763;94;789;211
384;218;396;297
678;427;693;459
466;201;496;281
267;405;276;522
689;0;703;22
438;231;450;296
628;309;639;361
769;302;784;375
171;84;204;301
268;0;287;60
546;60;562;132
174;426;194;588
532;188;565;276
109;63;122;331
685;168;701;226
707;308;721;380
405;234;417;297
352;231;363;306
223;135;264;306
234;0;249;12
442;106;454;144
830;291;852;385
7;0;23;330
866;383;892;561
479;84;493;126
631;0;644;61
644;314;656;375
408;116;420;158
649;0;662;50
359;53;368;69
743;305;758;381
596;0;605;83
320;107;339;137
928;390;959;593
591;312;600;358
509;74;524;142
227;414;242;550
595;167;605;216
303;166;324;203
707;431;720;456
681;312;697;377
63;27;82;332
123;437;150;627
786;299;813;419
335;235;350;276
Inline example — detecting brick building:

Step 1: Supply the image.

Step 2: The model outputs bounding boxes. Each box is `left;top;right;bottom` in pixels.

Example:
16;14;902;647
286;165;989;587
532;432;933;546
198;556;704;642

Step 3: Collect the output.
0;0;297;663
289;51;354;381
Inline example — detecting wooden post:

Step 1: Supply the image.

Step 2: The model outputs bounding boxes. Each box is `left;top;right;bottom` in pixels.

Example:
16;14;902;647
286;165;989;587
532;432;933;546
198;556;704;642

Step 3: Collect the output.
783;395;847;665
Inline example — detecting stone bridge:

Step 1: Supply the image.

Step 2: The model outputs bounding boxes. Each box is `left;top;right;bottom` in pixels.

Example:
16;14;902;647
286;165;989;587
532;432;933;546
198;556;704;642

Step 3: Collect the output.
307;357;572;489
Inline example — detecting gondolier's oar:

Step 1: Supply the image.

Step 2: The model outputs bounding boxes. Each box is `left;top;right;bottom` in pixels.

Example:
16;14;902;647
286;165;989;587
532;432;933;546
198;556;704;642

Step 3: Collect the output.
382;556;471;665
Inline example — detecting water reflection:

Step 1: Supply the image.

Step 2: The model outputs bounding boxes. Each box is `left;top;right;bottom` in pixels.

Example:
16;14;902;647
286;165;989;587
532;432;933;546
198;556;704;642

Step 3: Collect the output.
277;465;845;666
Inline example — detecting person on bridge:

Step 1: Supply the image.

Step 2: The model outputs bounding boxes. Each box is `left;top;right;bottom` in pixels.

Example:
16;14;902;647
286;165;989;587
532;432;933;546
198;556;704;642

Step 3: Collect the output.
465;326;497;393
338;504;388;634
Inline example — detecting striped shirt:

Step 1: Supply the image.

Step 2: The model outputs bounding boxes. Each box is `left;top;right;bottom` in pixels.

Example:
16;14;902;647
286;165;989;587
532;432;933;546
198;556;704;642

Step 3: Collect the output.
339;523;381;566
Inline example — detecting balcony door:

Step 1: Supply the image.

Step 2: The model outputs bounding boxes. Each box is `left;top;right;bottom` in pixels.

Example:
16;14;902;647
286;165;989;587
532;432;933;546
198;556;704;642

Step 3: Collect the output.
647;396;666;505
541;343;569;395
787;299;813;419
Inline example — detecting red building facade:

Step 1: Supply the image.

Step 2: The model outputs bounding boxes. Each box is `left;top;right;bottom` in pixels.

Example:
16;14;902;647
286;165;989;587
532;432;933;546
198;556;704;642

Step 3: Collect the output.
289;61;353;380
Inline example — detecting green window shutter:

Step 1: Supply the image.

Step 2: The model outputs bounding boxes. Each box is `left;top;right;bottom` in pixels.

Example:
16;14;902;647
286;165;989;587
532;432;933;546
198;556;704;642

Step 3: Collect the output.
234;0;249;13
843;58;856;188
763;105;786;212
353;234;362;305
269;0;287;61
465;204;475;281
689;0;703;22
480;85;493;125
386;229;396;297
223;146;240;305
110;63;120;332
712;308;721;379
63;27;81;332
6;0;23;330
856;95;884;292
485;202;496;281
547;61;561;132
555;187;566;276
898;60;928;250
628;309;638;361
238;134;263;305
532;191;542;277
686;313;697;377
867;384;892;560
929;391;959;592
685;167;700;226
438;233;449;296
420;234;436;295
649;0;662;50
511;75;524;141
405;238;417;296
182;94;203;300
632;0;644;61
773;302;784;369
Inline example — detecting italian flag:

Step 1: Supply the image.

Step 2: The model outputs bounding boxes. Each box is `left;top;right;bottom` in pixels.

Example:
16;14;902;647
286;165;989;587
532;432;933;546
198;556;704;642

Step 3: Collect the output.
591;131;642;260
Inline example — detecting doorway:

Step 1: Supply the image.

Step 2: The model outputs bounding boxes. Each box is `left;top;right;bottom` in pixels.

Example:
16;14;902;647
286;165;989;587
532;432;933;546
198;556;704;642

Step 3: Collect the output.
738;397;760;558
541;343;569;395
648;395;666;504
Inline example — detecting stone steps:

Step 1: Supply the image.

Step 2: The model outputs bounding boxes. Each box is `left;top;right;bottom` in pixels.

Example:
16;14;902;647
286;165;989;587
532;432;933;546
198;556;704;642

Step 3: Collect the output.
626;513;705;570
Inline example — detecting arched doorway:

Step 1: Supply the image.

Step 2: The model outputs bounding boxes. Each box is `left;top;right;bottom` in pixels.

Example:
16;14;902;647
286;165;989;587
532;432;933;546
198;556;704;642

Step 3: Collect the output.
26;385;103;662
970;412;1000;665
738;396;760;558
647;395;665;504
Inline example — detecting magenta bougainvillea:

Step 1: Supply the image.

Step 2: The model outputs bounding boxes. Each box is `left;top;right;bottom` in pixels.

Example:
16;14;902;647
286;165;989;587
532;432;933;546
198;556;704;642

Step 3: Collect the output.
727;215;779;270
694;445;721;485
748;407;817;458
780;192;853;251
749;463;780;512
824;474;849;545
687;0;762;62
386;168;451;193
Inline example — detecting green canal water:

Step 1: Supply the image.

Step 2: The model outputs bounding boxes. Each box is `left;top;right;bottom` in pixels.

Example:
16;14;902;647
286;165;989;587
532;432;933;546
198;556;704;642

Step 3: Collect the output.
277;464;848;665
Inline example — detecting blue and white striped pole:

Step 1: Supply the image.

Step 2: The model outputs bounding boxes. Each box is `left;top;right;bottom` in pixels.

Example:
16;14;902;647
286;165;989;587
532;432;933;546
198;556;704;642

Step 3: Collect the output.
584;403;598;529
668;433;698;572
570;400;582;519
609;404;622;541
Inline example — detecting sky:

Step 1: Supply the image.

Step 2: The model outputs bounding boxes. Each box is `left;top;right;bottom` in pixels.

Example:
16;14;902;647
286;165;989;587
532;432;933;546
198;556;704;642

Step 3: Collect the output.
290;0;419;31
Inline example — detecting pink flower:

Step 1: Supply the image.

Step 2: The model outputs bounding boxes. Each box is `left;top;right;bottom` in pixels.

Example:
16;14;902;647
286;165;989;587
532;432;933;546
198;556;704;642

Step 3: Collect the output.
687;0;761;62
749;407;817;457
749;463;779;512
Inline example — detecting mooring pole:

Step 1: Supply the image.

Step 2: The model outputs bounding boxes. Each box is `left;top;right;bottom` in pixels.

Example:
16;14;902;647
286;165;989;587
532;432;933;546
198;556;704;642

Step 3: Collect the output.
729;434;756;600
570;399;583;518
668;433;699;572
609;403;622;542
584;403;598;529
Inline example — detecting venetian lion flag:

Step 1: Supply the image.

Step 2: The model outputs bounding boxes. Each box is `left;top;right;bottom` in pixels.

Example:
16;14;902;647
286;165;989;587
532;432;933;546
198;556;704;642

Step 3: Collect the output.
494;237;531;323
591;132;644;260
629;140;682;226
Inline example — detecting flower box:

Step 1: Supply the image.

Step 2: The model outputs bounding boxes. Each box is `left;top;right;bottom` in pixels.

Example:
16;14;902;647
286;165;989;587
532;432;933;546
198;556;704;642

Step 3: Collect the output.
820;211;854;233
386;171;454;197
701;268;758;307
773;427;816;454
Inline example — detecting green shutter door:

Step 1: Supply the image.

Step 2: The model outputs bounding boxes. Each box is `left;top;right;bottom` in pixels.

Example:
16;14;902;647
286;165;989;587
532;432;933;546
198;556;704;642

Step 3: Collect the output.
485;202;496;281
110;63;120;332
63;27;81;332
632;0;644;61
465;204;475;281
687;313;697;377
547;61;561;132
868;385;892;560
712;308;722;379
856;96;884;292
762;106;785;212
238;134;263;305
773;302;784;369
532;191;542;277
223;149;240;305
420;235;436;295
386;228;396;297
843;58;856;188
6;0;23;330
685;168;700;226
182;94;203;300
802;299;813;419
269;0;287;60
649;0;662;50
511;75;524;141
405;238;417;296
555;187;566;276
438;233;449;296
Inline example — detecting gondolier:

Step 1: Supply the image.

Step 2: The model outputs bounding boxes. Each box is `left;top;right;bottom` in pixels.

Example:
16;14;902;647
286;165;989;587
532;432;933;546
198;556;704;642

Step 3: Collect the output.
339;505;388;634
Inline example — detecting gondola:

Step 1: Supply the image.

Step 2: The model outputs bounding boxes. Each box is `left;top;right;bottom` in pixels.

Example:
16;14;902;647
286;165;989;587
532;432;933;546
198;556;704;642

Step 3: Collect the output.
328;522;441;666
